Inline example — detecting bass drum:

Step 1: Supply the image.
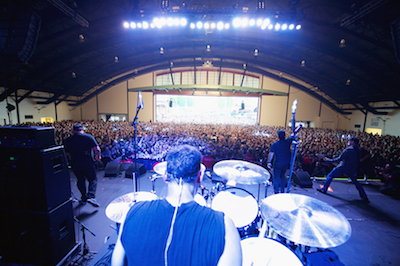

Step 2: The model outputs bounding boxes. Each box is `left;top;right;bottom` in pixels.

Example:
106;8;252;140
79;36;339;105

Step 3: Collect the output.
241;237;303;266
211;187;259;238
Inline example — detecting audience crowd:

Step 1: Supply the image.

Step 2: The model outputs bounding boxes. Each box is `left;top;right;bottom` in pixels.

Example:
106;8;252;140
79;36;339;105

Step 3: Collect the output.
24;120;400;184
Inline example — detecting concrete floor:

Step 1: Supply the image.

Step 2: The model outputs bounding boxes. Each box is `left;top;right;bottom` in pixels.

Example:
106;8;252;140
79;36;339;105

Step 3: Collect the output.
70;168;400;266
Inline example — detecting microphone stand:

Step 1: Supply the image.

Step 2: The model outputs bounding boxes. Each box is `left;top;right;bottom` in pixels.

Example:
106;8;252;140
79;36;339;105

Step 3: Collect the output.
132;106;141;193
286;99;299;193
74;217;96;256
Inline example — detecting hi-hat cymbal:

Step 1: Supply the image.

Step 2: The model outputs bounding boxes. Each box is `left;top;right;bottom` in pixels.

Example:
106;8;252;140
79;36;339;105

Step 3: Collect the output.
105;192;158;223
153;161;206;176
260;193;351;248
213;160;270;185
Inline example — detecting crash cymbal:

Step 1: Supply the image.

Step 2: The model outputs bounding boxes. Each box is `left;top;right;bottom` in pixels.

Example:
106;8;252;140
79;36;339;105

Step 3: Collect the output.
153;161;206;176
241;237;303;266
213;160;270;185
105;192;158;223
260;193;351;248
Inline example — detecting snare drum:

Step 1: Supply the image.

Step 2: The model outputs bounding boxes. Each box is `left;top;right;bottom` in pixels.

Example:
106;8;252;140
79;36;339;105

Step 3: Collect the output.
241;237;303;266
211;187;259;238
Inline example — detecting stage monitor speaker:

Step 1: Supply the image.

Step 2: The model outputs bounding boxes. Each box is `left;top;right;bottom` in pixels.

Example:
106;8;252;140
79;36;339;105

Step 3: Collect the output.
292;170;313;188
0;200;76;266
0;145;71;212
125;163;146;178
104;162;122;177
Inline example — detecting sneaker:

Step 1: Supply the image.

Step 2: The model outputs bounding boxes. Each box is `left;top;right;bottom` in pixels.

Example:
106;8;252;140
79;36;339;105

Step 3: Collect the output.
317;188;327;194
79;200;87;206
87;198;100;207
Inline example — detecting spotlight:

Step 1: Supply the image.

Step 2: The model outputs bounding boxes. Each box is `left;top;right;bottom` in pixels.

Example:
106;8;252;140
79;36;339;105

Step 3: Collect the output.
206;45;211;52
256;18;263;27
173;18;180;26
268;24;273;30
160;47;164;55
282;23;288;30
217;21;224;30
190;22;195;29
301;60;305;67
233;18;241;28
123;21;129;28
241;18;249;27
211;22;216;29
154;18;162;28
275;23;281;30
249;19;256;26
167;17;174;26
143;21;149;29
137;22;142;28
204;22;210;29
224;23;230;29
289;24;295;30
196;21;203;29
160;17;167;26
254;49;258;56
339;38;346;48
180;18;187;27
296;24;301;30
130;22;136;29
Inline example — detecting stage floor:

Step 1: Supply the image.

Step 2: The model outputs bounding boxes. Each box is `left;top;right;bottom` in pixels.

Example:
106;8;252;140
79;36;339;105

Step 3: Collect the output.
69;168;400;266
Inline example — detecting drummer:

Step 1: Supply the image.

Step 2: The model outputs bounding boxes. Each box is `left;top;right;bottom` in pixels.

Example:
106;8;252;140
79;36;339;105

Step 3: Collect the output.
111;145;242;266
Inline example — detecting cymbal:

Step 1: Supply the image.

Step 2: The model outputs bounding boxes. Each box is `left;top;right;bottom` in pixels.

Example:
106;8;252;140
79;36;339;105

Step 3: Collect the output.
213;160;270;185
260;193;351;248
241;237;303;266
105;192;158;223
153;161;206;176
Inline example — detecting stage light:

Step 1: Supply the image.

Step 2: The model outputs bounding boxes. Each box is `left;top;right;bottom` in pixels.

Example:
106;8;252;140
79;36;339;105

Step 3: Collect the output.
150;23;155;28
137;22;142;28
196;21;203;29
211;22;216;29
206;45;211;52
289;24;295;30
130;22;136;29
225;23;230;29
123;21;129;28
190;22;195;29
268;24;273;30
154;18;162;28
143;21;149;29
167;17;174;26
160;17;167;26
282;23;288;30
204;22;210;29
217;21;224;30
256;18;263;27
180;18;187;27
263;18;270;26
275;23;280;30
174;18;180;26
249;19;256;26
241;18;249;27
296;24;301;30
233;18;241;28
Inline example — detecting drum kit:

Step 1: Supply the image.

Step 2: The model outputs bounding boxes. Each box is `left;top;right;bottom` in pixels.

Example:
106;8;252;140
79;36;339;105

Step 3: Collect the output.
105;159;351;265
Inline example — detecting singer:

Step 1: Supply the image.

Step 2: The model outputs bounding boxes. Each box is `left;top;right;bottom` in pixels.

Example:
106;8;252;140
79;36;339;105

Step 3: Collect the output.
111;145;241;266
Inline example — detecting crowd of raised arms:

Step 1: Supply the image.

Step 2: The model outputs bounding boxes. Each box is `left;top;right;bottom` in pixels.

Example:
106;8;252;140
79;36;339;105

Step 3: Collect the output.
23;120;400;177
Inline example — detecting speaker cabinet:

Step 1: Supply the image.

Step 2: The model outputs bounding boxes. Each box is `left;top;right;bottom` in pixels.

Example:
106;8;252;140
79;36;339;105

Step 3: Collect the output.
125;163;146;178
104;162;122;177
0;200;76;266
0;145;71;212
292;170;313;188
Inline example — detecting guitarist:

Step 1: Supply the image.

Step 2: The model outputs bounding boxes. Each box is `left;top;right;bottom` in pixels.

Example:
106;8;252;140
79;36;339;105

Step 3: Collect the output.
317;137;369;203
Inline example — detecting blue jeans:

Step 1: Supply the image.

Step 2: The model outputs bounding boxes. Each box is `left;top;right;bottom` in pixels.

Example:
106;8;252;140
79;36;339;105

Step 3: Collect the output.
322;167;367;199
73;163;97;200
273;164;288;193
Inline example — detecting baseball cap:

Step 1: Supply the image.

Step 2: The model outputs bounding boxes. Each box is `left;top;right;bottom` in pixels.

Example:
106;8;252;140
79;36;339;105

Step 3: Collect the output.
73;123;84;131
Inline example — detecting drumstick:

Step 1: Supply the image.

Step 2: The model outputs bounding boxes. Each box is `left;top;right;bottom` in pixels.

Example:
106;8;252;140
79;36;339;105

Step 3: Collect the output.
258;221;267;238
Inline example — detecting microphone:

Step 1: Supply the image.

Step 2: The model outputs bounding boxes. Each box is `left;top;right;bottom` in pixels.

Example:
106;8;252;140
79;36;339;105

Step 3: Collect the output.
137;91;144;109
291;99;298;114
